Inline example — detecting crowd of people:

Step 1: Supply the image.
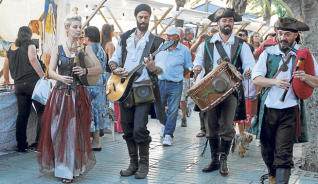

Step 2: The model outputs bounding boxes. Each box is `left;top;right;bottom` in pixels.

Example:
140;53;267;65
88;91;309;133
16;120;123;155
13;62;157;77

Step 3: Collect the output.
4;3;318;184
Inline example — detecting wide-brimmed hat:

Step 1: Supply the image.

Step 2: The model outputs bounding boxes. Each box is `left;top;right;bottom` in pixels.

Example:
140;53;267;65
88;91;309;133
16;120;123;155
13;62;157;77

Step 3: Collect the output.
274;17;309;32
208;8;242;22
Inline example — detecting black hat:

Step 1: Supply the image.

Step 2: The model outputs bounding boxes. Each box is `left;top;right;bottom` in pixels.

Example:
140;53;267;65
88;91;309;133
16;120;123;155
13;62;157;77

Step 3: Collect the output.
208;8;242;22
274;17;309;32
134;4;152;17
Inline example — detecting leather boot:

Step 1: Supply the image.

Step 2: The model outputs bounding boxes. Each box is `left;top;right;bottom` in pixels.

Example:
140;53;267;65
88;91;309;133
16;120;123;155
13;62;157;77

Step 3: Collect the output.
135;143;149;179
91;130;102;151
219;139;231;176
268;175;276;184
276;168;291;184
202;138;220;172
268;166;276;184
120;140;139;176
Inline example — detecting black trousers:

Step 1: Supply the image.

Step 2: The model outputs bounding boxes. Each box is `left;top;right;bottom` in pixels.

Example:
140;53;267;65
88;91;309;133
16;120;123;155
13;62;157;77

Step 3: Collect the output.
15;81;45;150
260;106;297;175
199;111;206;132
204;94;237;141
120;102;152;144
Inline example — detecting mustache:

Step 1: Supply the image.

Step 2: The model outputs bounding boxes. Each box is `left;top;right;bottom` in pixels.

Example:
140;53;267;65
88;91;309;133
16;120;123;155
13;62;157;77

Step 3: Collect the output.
224;25;231;28
280;40;288;44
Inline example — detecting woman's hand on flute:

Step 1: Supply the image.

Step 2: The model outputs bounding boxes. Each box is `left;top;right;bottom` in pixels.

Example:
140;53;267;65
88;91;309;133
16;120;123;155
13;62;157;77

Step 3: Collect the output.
275;78;290;90
73;66;87;76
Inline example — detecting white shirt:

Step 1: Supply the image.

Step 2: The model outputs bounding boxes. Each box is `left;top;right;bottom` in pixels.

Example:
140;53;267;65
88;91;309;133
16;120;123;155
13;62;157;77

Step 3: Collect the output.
110;30;151;84
252;44;318;109
193;33;255;73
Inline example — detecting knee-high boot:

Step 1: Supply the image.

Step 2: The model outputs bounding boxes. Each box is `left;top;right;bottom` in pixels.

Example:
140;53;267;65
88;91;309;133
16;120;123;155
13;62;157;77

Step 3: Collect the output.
219;139;231;176
135;142;149;179
276;168;291;184
120;140;139;176
202;138;220;172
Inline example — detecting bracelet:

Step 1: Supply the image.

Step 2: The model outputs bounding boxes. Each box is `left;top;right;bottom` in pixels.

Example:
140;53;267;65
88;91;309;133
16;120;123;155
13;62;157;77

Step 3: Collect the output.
85;68;88;76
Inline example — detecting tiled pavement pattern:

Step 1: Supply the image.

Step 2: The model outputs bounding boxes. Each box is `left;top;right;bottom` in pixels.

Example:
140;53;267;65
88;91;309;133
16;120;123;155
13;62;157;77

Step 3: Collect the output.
1;111;318;184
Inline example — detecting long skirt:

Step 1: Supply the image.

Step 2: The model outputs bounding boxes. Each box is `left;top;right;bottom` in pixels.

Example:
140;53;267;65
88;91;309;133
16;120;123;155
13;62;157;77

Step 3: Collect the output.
37;86;96;180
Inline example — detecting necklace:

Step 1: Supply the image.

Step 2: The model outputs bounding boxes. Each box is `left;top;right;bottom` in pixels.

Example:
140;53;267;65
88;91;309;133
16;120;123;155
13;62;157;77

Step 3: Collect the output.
66;41;78;55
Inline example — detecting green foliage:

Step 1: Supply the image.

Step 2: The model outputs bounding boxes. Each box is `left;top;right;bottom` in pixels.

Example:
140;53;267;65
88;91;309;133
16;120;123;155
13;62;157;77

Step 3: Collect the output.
249;0;294;18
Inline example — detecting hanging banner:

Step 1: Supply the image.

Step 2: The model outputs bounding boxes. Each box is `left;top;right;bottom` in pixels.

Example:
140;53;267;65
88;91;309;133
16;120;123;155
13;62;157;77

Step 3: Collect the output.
43;0;57;67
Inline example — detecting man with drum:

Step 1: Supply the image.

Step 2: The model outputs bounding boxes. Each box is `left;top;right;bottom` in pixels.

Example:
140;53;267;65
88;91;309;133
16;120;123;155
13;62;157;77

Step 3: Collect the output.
193;8;255;176
252;17;318;183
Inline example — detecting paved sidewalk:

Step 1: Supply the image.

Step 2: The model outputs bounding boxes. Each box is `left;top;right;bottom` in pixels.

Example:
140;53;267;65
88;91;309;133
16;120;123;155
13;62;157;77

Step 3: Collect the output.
1;111;318;184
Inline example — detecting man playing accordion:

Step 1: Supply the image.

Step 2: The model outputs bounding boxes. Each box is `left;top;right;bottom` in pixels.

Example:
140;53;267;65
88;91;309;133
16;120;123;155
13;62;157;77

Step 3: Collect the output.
193;8;255;176
251;17;318;184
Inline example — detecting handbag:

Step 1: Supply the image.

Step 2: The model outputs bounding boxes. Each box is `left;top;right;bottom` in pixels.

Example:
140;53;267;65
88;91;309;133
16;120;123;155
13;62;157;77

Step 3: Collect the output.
32;77;51;105
133;85;155;104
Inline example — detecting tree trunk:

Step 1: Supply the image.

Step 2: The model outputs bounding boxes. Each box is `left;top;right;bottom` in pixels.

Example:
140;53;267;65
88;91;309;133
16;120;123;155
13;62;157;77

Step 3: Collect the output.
284;0;318;173
264;0;271;26
175;0;186;27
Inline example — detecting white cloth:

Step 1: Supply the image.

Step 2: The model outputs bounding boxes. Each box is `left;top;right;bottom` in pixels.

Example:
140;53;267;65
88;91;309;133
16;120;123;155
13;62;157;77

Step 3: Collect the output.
252;44;318;109
193;33;255;73
110;30;151;85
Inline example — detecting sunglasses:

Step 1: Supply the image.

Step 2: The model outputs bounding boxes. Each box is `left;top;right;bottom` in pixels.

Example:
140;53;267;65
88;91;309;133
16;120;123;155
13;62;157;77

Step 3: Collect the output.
238;33;246;37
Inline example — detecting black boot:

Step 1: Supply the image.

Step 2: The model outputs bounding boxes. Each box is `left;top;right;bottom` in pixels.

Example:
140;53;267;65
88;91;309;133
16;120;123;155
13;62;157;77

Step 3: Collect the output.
202;138;220;172
219;139;231;176
276;168;291;184
135;143;150;179
120;140;138;176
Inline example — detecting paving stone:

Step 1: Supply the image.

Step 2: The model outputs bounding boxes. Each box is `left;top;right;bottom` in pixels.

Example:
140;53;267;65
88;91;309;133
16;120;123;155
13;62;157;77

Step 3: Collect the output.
1;111;318;183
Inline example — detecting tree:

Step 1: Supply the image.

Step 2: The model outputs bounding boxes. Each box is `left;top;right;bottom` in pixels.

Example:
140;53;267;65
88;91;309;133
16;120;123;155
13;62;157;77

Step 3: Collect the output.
283;0;318;172
248;0;293;25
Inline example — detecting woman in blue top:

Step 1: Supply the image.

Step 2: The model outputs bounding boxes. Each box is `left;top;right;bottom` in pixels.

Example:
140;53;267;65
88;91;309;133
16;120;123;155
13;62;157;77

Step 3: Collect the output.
84;26;110;151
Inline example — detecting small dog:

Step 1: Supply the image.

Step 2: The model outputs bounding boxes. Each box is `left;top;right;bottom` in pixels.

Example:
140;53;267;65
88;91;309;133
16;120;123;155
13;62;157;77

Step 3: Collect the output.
231;132;253;157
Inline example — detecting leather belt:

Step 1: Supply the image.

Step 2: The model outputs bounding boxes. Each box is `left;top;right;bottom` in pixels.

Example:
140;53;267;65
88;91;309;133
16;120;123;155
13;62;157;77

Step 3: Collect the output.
160;80;182;84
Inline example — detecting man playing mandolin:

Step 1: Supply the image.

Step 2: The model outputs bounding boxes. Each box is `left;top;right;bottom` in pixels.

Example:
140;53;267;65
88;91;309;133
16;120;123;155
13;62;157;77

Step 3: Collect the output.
193;8;255;176
108;4;164;179
251;17;318;184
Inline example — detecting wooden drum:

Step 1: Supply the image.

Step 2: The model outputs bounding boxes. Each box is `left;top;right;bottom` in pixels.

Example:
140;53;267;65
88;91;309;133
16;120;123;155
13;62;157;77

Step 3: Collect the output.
187;62;243;112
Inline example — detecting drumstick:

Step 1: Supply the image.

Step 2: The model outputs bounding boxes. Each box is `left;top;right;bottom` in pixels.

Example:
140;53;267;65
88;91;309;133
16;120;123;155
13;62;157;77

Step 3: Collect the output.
280;57;305;102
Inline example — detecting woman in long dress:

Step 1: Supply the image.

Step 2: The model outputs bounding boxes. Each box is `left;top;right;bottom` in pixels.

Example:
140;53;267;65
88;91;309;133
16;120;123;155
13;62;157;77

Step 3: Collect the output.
84;26;109;151
37;15;102;183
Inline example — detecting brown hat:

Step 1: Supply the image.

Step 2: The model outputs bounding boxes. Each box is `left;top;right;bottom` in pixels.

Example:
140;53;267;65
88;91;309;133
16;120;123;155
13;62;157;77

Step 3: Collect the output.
274;17;309;32
208;8;242;22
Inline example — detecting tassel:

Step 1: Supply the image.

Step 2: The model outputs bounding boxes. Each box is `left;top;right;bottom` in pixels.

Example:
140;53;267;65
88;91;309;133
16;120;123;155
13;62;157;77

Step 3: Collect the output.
200;138;209;157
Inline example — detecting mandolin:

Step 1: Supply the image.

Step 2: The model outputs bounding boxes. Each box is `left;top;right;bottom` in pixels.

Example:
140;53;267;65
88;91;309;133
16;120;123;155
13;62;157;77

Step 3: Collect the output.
106;40;174;102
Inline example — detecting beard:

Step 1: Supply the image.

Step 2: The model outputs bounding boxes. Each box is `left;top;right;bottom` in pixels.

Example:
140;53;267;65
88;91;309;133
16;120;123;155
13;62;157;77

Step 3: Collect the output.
279;39;294;52
137;21;149;32
220;25;233;35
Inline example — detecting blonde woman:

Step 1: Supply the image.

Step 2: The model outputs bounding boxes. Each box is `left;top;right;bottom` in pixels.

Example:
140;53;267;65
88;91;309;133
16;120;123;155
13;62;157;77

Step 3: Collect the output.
38;15;102;183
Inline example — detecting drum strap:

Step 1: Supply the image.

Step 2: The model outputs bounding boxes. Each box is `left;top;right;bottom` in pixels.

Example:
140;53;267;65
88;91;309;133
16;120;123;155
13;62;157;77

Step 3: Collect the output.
215;41;230;61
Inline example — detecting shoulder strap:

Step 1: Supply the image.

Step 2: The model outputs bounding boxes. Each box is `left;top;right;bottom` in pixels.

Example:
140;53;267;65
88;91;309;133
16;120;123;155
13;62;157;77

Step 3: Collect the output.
136;33;155;75
215;40;229;61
